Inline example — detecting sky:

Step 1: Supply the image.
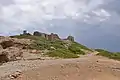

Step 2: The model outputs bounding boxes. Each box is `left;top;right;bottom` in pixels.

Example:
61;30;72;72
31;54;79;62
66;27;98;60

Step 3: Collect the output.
0;0;120;52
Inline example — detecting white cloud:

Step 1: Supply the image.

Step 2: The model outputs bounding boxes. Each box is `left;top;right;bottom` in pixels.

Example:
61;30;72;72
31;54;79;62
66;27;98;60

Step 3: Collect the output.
0;0;111;35
92;9;111;17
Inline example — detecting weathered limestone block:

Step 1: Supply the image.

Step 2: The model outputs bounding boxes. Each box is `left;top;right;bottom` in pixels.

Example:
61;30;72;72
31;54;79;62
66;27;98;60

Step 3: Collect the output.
67;36;74;42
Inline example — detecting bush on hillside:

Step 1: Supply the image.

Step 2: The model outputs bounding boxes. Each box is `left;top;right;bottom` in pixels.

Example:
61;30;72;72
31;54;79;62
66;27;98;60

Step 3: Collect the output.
46;49;79;58
96;49;120;60
49;40;66;49
29;40;51;50
71;42;92;51
11;35;91;58
68;45;85;55
96;49;112;57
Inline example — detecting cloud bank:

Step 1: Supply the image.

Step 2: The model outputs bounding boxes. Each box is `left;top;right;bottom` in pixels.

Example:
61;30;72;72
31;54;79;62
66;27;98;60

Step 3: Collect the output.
0;0;120;51
0;0;111;34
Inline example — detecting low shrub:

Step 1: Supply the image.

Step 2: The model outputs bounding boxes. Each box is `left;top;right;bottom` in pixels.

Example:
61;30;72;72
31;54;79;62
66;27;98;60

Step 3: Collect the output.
71;42;92;51
68;45;85;55
46;49;79;58
96;49;120;60
11;35;91;59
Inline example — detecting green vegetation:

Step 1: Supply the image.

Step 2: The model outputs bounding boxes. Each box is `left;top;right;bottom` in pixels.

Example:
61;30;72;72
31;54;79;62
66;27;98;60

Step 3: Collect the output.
29;39;66;50
96;49;112;57
96;49;120;60
68;43;85;55
70;42;92;51
10;34;46;41
46;49;79;58
11;34;92;58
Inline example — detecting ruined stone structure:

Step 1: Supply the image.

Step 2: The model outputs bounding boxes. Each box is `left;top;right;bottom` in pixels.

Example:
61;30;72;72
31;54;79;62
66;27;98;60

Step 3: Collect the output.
45;34;49;40
48;33;60;41
22;30;31;35
33;31;48;39
33;31;42;36
33;31;60;41
27;31;74;41
67;36;74;42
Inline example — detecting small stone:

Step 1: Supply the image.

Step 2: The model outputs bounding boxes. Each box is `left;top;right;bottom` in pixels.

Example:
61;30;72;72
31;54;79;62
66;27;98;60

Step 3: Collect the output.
97;69;102;72
88;66;92;68
60;64;64;68
9;75;15;79
9;70;22;79
96;60;99;62
31;50;37;53
50;46;56;50
66;75;69;77
16;57;21;60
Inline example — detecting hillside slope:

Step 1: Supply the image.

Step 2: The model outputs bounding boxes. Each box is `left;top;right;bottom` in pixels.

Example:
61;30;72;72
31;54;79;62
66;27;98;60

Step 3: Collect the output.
1;54;120;80
0;34;93;64
11;34;92;58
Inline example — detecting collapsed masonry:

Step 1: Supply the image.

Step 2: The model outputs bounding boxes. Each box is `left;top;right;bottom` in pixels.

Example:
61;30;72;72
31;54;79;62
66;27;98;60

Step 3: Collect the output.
33;31;60;41
23;30;74;42
67;36;74;42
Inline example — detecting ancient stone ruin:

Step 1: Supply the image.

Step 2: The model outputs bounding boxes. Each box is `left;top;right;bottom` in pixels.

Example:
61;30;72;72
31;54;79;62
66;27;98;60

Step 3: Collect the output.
22;30;31;35
33;31;60;41
23;30;74;41
67;36;74;42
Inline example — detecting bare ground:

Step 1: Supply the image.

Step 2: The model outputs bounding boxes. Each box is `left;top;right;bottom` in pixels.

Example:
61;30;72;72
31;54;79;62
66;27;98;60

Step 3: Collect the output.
1;54;120;80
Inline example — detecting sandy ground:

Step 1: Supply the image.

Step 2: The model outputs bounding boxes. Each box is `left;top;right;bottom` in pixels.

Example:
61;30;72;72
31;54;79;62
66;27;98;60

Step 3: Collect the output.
1;55;120;80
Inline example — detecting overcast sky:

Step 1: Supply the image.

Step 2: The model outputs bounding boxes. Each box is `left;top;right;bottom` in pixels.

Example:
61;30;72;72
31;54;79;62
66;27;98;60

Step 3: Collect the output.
0;0;120;52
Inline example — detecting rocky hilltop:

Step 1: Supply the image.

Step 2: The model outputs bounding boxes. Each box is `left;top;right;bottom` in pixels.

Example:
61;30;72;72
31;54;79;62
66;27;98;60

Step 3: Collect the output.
1;31;120;80
0;30;92;64
22;30;74;41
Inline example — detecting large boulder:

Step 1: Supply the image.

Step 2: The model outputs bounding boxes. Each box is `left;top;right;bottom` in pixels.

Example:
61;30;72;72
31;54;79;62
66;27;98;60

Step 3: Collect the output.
0;37;32;49
0;37;38;63
0;51;9;63
0;47;23;63
0;40;14;49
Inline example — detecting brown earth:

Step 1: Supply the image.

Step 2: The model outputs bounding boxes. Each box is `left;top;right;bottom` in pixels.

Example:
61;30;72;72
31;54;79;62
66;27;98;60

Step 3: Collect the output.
13;55;120;80
1;37;120;80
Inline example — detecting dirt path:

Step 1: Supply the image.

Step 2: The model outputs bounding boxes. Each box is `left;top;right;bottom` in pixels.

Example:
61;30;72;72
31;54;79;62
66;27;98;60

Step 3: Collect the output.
1;55;120;80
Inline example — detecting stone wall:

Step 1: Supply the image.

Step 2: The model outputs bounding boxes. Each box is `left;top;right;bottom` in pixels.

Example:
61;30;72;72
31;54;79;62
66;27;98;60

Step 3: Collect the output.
48;33;60;41
33;31;42;36
33;31;74;41
33;31;60;41
67;36;74;42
